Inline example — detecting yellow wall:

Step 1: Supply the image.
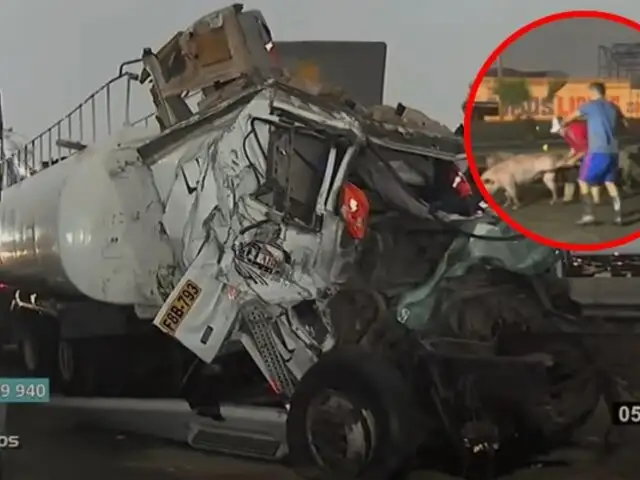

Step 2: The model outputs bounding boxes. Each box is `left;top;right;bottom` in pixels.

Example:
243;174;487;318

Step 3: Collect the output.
475;77;640;121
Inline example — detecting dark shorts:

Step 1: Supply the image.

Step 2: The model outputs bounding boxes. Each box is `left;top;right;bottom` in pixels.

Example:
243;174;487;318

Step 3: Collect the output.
579;152;618;184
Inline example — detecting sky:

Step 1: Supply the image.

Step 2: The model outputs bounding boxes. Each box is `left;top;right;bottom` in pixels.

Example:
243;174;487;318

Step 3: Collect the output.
1;0;640;139
502;17;640;76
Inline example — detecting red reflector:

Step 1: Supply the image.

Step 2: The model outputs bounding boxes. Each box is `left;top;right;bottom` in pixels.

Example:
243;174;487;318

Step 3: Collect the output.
341;183;370;240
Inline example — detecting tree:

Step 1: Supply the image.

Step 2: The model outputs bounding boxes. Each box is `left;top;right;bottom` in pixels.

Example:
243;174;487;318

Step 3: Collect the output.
545;78;568;102
492;78;532;118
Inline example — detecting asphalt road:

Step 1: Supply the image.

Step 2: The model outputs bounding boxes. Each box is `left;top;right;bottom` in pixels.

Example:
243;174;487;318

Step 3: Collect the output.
2;404;297;480
2;316;640;479
1;396;640;479
496;186;640;245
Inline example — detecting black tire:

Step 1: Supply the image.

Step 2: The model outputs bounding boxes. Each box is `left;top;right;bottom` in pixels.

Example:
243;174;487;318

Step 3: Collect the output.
57;339;97;396
538;338;601;442
434;268;601;441
286;347;423;480
15;313;59;378
57;338;129;396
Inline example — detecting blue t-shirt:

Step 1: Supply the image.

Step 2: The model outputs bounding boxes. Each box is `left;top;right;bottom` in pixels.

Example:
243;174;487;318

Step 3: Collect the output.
579;99;621;154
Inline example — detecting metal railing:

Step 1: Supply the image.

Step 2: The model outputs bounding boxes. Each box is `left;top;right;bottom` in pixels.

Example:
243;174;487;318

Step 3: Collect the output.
7;75;208;188
7;59;156;185
4;55;248;188
472;134;640;154
13;73;138;176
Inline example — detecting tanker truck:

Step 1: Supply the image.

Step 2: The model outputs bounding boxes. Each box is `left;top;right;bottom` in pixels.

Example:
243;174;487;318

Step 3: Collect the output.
0;4;391;395
0;4;634;479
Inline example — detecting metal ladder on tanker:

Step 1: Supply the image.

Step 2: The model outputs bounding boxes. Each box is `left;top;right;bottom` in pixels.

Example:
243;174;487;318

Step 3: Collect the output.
7;59;158;188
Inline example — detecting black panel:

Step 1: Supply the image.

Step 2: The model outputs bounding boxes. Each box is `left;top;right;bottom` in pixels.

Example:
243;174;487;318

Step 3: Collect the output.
275;41;387;107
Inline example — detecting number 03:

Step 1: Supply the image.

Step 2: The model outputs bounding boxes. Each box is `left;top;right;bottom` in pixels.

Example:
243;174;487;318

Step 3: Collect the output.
617;405;640;423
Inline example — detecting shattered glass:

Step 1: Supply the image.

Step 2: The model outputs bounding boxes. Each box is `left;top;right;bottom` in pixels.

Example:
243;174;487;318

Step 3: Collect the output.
395;218;559;331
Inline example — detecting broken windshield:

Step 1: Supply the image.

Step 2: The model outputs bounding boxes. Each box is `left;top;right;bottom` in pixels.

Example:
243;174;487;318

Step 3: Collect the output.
349;144;482;219
255;123;343;229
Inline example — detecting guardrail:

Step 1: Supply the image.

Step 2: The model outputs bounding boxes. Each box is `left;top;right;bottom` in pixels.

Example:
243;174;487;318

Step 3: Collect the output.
471;135;640;155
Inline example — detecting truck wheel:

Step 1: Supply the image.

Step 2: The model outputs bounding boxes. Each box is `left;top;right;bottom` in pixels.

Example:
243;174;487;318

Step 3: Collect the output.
436;269;601;443
16;315;58;378
57;338;127;396
57;340;96;395
286;348;423;480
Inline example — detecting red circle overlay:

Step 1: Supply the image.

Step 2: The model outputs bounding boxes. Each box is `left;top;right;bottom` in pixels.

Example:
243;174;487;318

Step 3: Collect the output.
464;10;640;252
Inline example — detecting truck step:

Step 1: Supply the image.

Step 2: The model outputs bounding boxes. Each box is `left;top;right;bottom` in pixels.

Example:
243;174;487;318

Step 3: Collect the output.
188;404;288;459
242;303;296;396
42;396;288;460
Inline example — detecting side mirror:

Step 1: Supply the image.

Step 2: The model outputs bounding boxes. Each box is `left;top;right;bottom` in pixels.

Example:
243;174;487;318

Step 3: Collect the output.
340;182;369;240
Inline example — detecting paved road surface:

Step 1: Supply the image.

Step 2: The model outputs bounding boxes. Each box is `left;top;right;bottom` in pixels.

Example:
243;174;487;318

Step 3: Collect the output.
2;399;640;479
497;187;640;246
3;404;297;480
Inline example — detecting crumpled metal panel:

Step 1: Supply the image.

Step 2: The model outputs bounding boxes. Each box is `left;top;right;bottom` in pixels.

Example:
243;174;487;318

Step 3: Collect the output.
152;87;356;360
396;219;559;331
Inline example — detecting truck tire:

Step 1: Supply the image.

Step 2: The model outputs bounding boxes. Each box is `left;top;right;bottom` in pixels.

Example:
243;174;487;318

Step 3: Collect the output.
286;347;423;480
434;268;601;442
57;338;128;396
16;313;59;378
57;339;96;396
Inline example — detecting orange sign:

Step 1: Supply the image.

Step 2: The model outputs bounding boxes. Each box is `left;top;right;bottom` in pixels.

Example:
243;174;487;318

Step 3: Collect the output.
498;94;622;119
293;61;320;83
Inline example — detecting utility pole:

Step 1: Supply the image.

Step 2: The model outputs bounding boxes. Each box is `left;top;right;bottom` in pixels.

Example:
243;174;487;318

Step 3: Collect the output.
497;55;504;77
497;55;504;120
0;90;5;196
0;90;5;163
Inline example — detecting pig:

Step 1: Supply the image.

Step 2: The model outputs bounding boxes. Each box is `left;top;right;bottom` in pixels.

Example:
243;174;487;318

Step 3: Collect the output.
480;151;572;209
484;151;513;170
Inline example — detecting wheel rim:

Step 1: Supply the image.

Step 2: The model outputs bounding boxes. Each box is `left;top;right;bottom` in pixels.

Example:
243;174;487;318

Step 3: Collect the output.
21;338;37;372
305;390;377;476
58;341;74;382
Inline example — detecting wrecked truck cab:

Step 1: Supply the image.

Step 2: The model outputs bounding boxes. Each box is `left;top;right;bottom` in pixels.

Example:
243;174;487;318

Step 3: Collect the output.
147;82;602;478
139;3;282;129
124;5;603;475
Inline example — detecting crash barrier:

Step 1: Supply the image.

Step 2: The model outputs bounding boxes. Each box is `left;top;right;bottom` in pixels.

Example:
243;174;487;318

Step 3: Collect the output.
471;118;640;143
471;138;640;170
470;119;640;166
472;135;640;154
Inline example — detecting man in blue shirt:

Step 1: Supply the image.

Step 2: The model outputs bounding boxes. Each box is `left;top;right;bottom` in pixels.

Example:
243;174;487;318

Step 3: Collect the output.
561;82;627;225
